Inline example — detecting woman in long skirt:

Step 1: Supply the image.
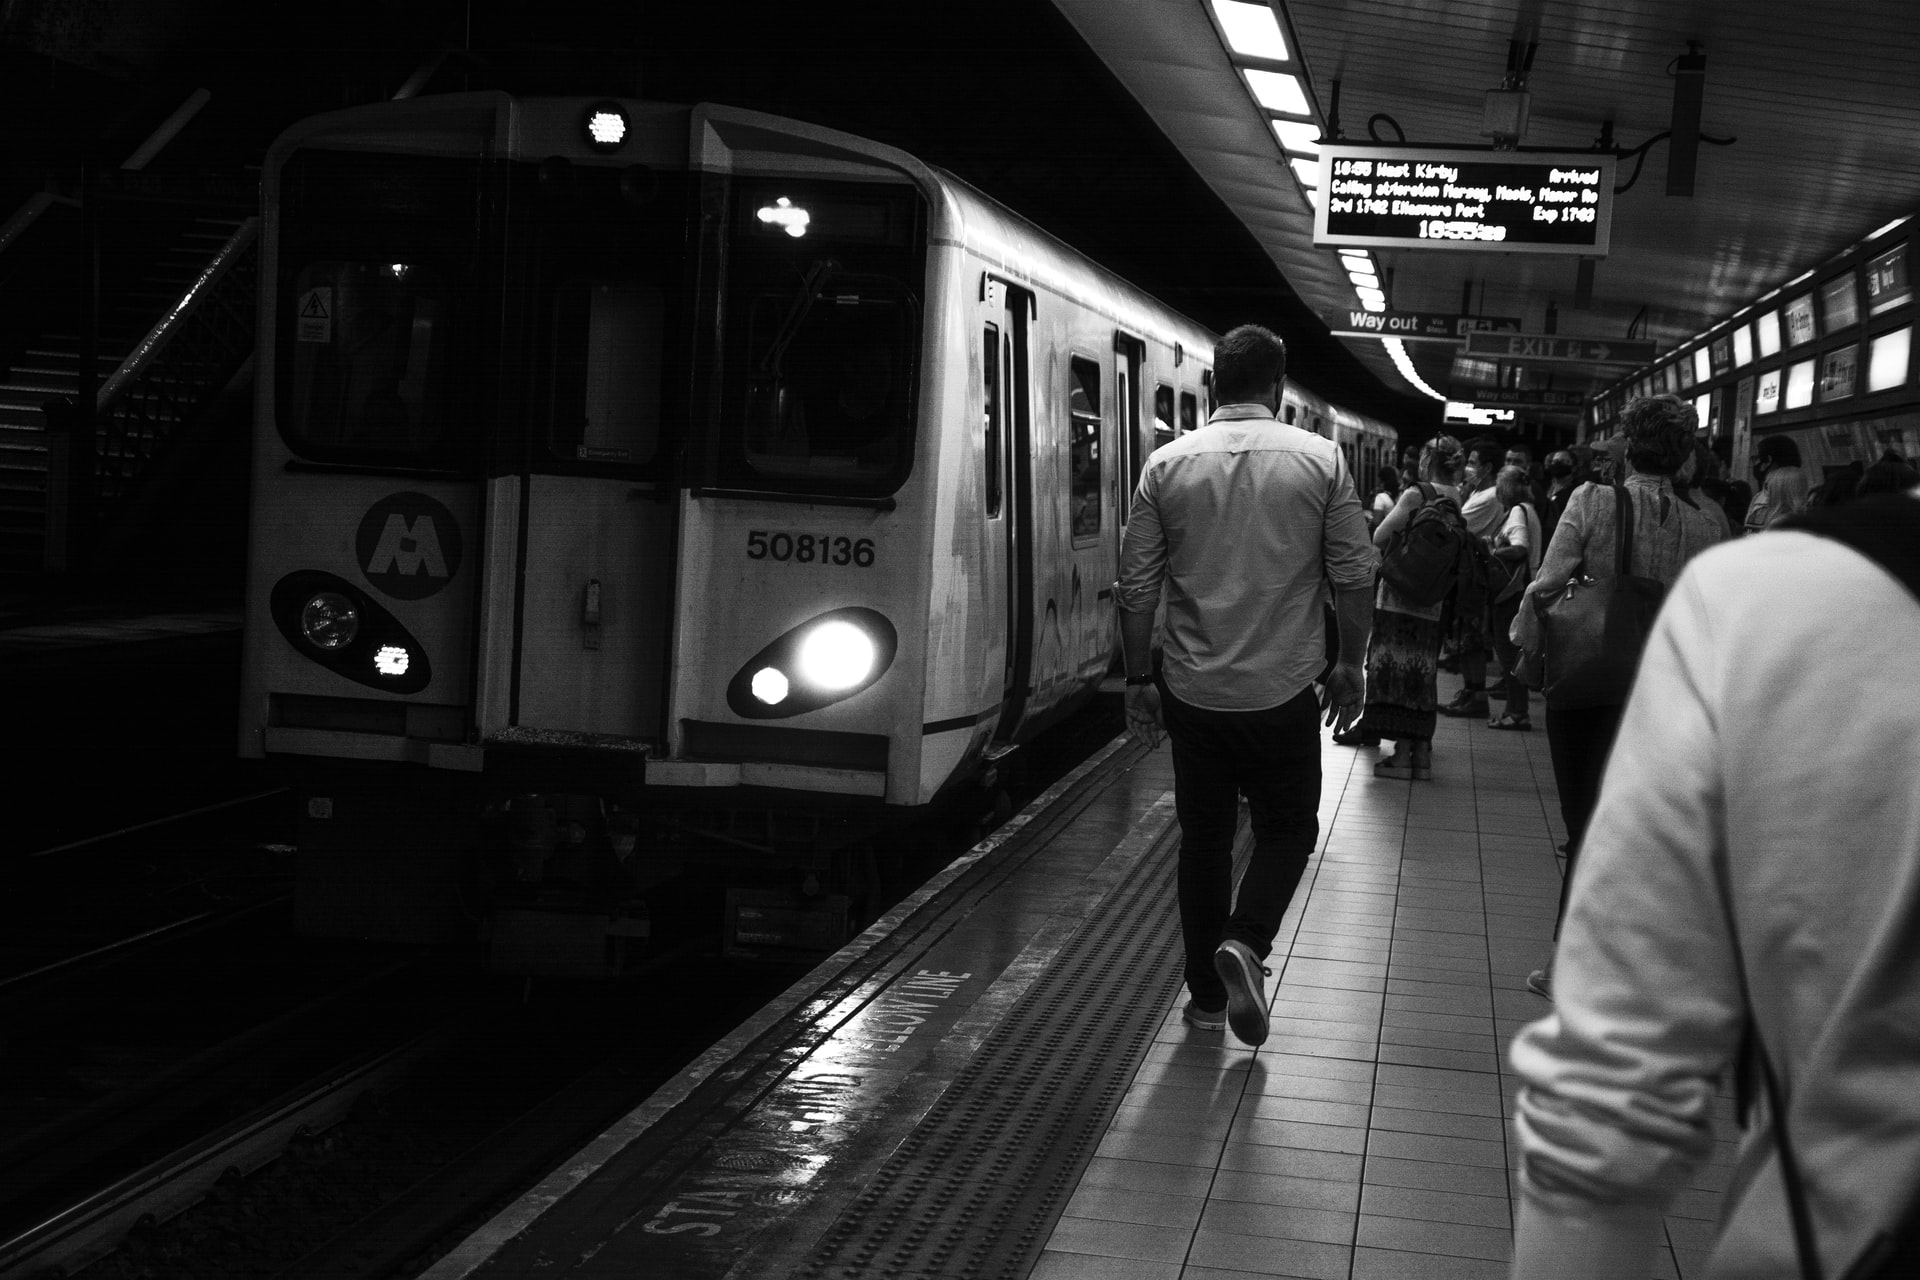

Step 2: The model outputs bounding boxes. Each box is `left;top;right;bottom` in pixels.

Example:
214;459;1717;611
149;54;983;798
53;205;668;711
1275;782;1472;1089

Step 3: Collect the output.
1337;435;1464;779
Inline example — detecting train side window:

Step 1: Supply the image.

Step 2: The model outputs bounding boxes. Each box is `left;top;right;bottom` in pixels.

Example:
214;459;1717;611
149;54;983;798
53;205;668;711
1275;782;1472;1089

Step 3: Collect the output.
543;282;663;464
1154;384;1174;450
1068;356;1102;541
1283;403;1297;425
1179;390;1198;435
1202;370;1215;416
983;324;1002;517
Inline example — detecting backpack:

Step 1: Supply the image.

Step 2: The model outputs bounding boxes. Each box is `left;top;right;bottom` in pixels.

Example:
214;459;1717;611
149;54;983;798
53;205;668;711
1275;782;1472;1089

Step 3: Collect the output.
1379;482;1468;606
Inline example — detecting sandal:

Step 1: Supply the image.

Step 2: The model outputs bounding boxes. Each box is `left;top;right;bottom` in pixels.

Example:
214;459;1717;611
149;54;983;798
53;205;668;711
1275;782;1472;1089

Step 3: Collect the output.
1487;713;1533;731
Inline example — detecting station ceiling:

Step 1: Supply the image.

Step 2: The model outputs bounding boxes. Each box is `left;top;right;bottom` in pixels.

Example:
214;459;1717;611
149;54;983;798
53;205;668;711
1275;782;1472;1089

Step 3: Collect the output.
1051;0;1920;420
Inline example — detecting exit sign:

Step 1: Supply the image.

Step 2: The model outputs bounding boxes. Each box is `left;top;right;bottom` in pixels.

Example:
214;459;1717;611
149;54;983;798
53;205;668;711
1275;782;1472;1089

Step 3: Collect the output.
1464;331;1658;364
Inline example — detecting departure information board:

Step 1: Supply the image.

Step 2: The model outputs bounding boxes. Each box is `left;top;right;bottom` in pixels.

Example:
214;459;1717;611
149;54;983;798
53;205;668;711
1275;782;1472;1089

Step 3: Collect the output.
1314;146;1616;256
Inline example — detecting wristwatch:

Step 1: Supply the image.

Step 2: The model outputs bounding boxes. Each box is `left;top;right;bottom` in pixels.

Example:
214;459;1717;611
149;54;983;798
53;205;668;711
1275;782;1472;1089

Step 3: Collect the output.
1124;674;1154;687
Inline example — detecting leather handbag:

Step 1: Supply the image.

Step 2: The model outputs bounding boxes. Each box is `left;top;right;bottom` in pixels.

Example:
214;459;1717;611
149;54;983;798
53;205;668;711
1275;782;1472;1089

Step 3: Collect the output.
1531;485;1666;710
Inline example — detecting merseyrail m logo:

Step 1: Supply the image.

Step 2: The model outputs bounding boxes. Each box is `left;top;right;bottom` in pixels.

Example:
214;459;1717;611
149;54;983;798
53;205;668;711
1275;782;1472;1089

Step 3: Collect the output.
356;492;463;600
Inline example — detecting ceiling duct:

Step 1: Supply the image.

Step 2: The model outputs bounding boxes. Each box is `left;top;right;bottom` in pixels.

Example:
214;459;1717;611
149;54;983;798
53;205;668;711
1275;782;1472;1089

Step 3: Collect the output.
1667;44;1706;196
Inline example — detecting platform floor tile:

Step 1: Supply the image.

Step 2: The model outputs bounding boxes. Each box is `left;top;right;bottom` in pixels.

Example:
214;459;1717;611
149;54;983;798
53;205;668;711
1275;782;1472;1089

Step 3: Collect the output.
1035;678;1733;1280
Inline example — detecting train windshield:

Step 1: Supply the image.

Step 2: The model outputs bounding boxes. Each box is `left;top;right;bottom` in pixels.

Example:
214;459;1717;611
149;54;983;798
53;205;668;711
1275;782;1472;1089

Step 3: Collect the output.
274;151;485;467
713;179;925;495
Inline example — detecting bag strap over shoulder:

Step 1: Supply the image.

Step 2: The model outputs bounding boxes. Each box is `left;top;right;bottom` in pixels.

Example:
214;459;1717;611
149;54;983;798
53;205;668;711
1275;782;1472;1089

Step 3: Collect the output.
1612;483;1634;576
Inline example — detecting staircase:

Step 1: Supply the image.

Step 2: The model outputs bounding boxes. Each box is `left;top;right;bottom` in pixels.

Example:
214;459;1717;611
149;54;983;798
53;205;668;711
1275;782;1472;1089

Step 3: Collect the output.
0;194;257;577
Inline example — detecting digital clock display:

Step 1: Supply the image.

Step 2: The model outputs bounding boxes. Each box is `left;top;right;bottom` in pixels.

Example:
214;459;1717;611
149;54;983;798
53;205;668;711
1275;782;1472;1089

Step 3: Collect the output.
1314;146;1616;256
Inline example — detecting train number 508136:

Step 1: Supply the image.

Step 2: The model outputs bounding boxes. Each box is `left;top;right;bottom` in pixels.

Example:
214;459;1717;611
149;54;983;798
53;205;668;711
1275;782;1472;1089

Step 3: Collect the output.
746;531;876;567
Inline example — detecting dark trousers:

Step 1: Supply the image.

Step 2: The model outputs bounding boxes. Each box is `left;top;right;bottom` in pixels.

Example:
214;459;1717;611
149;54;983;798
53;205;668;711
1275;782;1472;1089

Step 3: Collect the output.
1160;683;1321;1007
1544;701;1626;932
1488;592;1528;716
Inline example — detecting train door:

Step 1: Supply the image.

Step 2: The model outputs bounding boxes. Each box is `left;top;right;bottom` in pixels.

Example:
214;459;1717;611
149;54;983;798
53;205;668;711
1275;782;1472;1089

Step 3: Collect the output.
492;165;686;745
990;279;1034;742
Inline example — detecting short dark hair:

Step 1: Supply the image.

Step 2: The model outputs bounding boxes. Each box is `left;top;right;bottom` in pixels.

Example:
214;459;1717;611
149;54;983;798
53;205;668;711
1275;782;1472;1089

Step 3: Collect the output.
1619;395;1696;476
1212;325;1287;402
1755;434;1802;468
1464;436;1503;466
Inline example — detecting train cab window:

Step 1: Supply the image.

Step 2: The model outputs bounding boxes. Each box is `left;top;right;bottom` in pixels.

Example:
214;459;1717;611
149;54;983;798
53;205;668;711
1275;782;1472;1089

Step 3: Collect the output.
283;260;453;454
543;282;664;465
1179;390;1198;435
1068;357;1102;541
272;149;501;467
983;325;1002;517
1154;384;1175;450
721;179;926;497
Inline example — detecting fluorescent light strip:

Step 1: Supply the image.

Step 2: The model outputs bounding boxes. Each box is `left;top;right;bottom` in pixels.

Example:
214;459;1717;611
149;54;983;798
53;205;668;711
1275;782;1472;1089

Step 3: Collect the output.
1243;68;1310;115
1272;119;1320;156
1384;337;1447;400
1211;0;1290;60
1289;156;1320;187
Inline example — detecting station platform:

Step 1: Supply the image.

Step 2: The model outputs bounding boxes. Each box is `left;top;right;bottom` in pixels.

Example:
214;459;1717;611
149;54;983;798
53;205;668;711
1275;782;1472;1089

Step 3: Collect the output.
421;677;1736;1280
0;592;240;659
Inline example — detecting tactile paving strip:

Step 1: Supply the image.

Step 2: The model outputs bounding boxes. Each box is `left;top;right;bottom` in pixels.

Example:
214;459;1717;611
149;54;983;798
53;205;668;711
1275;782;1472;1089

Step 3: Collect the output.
797;810;1207;1279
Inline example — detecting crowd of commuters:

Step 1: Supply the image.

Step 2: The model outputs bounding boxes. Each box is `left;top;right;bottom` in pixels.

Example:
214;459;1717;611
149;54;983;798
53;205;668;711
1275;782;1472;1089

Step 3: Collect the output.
1118;347;1919;1275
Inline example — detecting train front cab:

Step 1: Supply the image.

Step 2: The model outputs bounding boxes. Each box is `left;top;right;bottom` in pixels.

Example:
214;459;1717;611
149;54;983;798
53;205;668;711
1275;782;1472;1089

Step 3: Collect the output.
237;98;978;960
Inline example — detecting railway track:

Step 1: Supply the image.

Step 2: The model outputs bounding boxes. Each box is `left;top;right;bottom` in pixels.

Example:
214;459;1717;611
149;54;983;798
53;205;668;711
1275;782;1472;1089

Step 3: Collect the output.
3;704;1126;1278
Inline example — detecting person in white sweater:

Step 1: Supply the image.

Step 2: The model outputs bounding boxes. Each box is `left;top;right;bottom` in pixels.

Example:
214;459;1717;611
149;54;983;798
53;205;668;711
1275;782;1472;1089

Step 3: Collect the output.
1508;496;1920;1278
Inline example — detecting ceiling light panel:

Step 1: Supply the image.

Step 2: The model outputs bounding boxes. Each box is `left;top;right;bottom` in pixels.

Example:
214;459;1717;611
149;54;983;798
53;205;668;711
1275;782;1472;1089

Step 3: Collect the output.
1272;119;1320;156
1211;0;1290;61
1242;69;1309;115
1289;156;1319;186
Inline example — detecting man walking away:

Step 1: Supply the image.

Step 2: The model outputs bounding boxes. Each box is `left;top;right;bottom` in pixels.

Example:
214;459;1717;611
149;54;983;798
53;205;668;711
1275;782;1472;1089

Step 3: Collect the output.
1114;324;1376;1046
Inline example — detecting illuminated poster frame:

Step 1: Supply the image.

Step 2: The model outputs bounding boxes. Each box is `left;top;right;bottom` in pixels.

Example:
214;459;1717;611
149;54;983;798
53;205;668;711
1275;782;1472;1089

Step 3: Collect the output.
1314;145;1616;256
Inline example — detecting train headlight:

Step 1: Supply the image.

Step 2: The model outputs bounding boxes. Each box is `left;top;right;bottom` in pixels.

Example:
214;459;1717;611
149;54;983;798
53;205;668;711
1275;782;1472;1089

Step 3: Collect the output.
272;571;433;695
725;607;898;720
796;621;875;690
301;592;360;650
750;667;790;705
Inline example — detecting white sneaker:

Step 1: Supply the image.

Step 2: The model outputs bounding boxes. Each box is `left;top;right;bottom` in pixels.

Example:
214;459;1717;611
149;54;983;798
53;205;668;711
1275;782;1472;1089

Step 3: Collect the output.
1181;999;1226;1032
1213;940;1272;1045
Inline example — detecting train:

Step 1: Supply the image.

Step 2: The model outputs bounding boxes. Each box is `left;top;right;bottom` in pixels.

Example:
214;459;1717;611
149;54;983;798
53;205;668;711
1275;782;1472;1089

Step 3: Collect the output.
236;93;1400;971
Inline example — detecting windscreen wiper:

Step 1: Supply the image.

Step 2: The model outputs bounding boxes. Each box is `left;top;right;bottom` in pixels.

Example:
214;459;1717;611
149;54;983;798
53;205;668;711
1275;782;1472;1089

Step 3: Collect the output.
755;256;840;378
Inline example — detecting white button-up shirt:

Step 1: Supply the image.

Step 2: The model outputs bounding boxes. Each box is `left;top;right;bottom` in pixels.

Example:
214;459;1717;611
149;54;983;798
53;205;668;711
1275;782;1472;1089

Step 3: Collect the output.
1115;403;1376;711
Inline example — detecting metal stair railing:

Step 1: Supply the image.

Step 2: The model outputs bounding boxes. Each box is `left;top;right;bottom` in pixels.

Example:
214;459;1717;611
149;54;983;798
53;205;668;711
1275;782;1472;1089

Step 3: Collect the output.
91;217;259;504
41;217;258;570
